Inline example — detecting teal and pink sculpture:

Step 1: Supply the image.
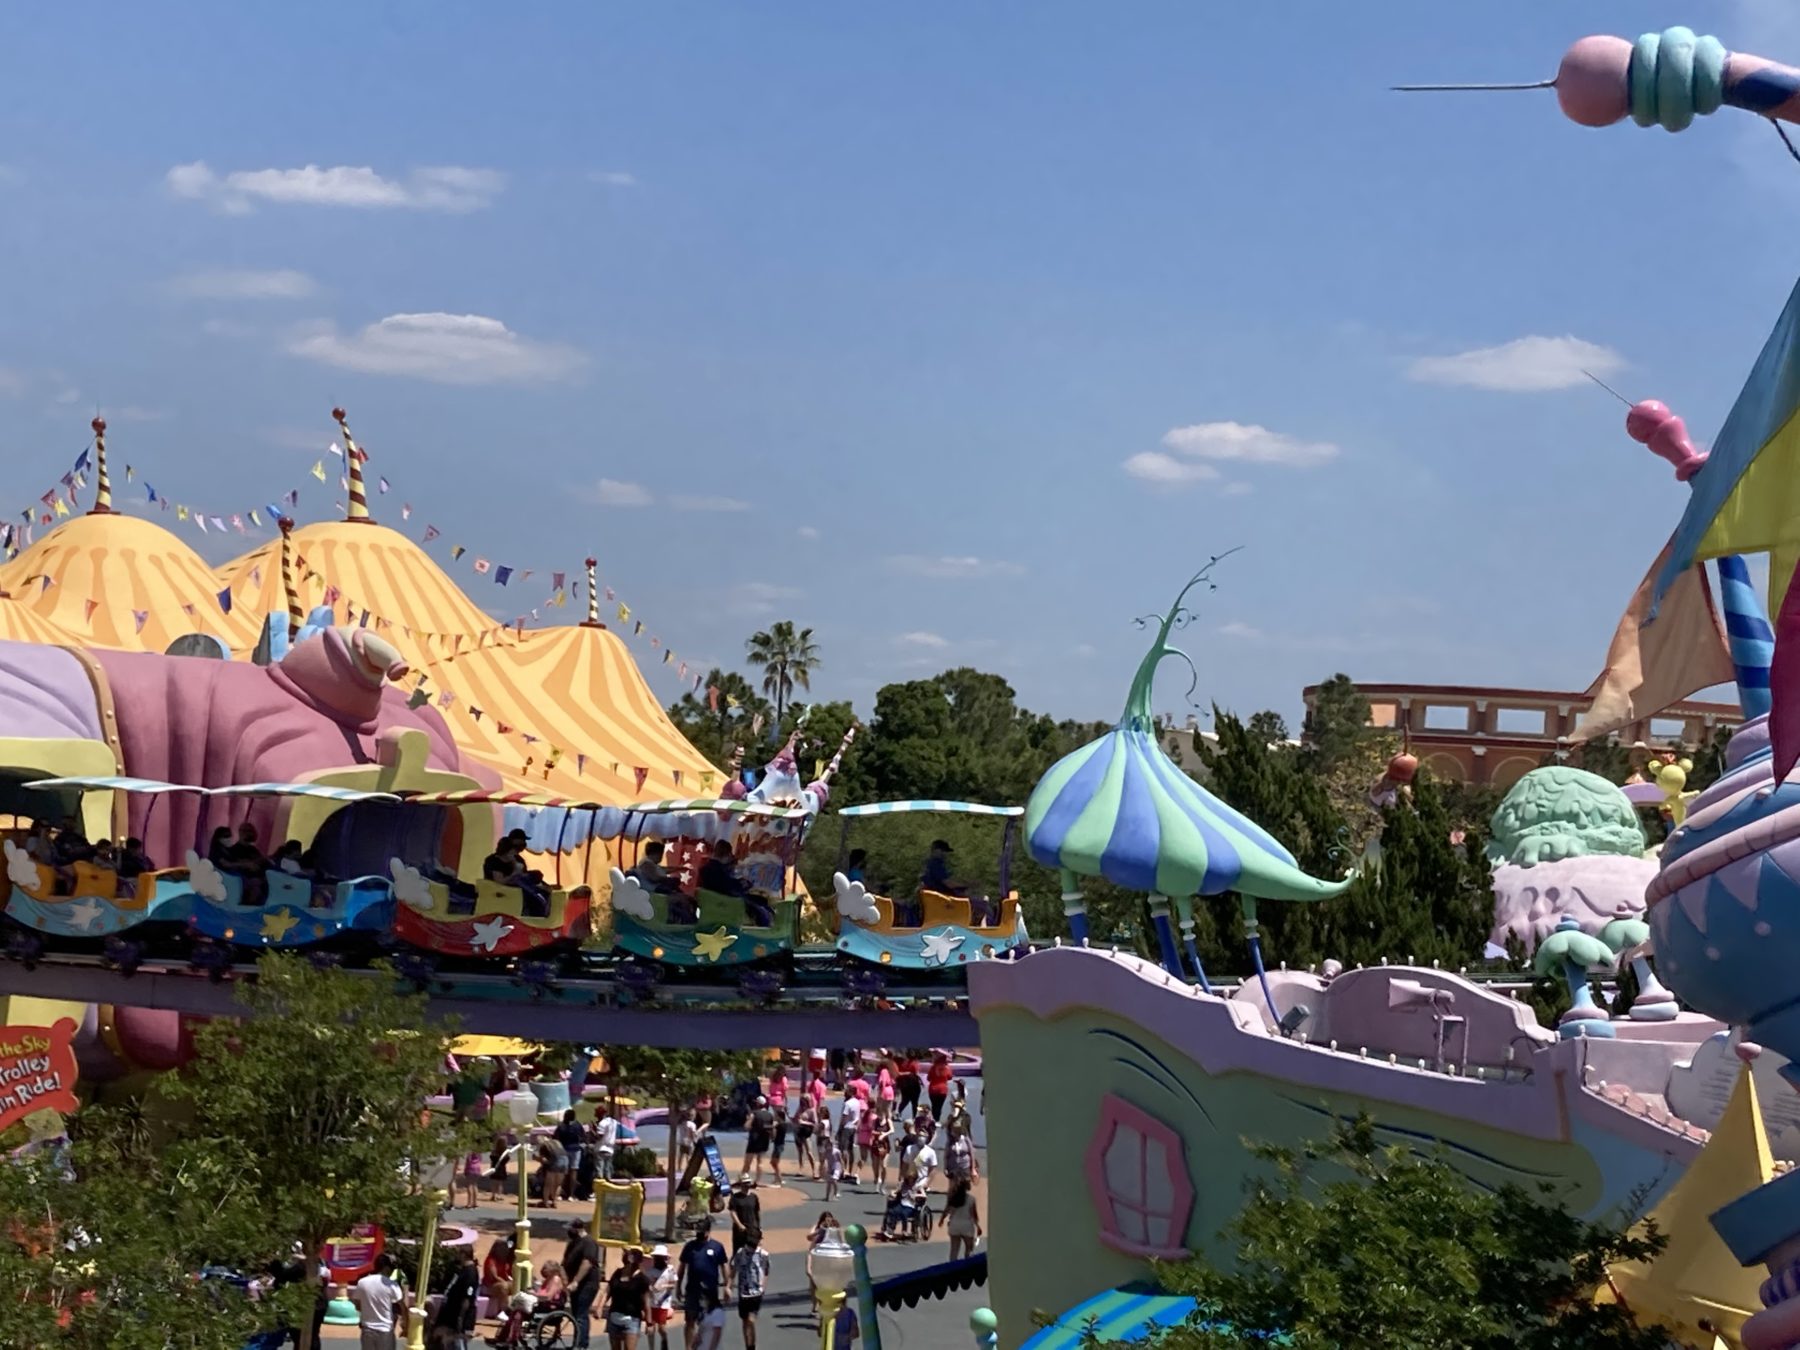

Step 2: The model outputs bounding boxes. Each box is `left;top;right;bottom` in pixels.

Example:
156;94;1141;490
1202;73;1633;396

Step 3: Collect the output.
1024;561;1352;994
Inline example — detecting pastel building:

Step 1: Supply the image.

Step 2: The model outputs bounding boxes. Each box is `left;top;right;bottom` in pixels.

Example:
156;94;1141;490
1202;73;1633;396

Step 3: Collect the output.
1302;681;1739;790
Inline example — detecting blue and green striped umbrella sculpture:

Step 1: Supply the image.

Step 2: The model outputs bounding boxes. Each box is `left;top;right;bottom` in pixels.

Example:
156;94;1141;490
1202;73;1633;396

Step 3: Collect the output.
1026;562;1353;991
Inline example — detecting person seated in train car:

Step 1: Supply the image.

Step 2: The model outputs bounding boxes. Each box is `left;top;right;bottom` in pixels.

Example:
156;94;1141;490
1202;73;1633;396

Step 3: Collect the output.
698;841;745;898
116;837;152;896
220;824;270;905
629;840;678;892
52;817;94;866
90;838;117;873
917;839;993;927
845;849;868;886
207;826;233;868
24;820;55;865
272;840;307;875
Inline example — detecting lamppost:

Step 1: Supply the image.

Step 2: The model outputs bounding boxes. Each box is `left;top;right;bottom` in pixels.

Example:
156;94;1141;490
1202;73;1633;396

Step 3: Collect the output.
811;1225;857;1350
506;1090;539;1295
404;1159;454;1350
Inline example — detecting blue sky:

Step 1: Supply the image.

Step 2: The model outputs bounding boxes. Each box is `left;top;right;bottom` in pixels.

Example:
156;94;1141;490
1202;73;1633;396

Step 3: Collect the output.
2;2;1797;729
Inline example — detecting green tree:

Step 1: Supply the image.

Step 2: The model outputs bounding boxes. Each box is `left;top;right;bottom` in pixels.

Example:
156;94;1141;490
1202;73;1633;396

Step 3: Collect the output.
1301;673;1371;770
0;1110;285;1349
603;1047;763;1240
667;668;770;766
1246;710;1290;745
160;954;467;1350
745;621;820;729
1572;738;1634;783
1141;1118;1667;1350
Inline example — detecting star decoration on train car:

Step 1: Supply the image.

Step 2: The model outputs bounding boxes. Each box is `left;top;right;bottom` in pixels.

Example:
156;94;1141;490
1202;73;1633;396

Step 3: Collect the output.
471;916;515;952
261;909;300;943
692;927;735;962
66;899;102;932
920;929;966;966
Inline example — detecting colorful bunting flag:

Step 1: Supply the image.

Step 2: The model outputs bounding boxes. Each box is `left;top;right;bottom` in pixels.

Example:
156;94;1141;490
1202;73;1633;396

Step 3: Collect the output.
218;587;233;614
378;476;390;494
402;503;412;520
617;603;631;624
494;565;512;586
633;766;649;792
83;598;99;621
451;545;466;561
552;571;565;591
132;610;148;634
423;524;440;542
310;461;326;482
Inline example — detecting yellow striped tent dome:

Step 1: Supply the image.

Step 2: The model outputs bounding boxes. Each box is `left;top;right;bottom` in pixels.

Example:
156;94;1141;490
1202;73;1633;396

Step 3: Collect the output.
0;512;255;653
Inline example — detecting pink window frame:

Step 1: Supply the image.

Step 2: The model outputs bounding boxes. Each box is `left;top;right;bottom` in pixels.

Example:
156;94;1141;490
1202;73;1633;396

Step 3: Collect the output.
1083;1093;1194;1259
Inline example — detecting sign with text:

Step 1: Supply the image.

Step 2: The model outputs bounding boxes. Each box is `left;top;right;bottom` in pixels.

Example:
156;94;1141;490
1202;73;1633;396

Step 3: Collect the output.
322;1223;385;1284
592;1179;645;1249
0;1019;79;1135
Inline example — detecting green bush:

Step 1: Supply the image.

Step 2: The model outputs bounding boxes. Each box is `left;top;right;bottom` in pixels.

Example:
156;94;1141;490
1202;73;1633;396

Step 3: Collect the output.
614;1145;660;1179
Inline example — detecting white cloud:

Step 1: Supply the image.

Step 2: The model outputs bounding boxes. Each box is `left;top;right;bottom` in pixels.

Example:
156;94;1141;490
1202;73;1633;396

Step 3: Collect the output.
592;171;638;187
584;479;654;508
287;313;584;385
1218;621;1265;641
1405;335;1625;392
1073;642;1099;658
390;858;434;909
166;267;317;300
732;581;801;615
833;873;881;925
185;851;228;904
1160;421;1339;468
886;554;1025;580
201;317;260;339
796;525;820;541
607;868;656;920
670;494;750;513
896;631;950;649
166;161;504;214
113;405;167;423
1124;451;1219;485
0;368;29;398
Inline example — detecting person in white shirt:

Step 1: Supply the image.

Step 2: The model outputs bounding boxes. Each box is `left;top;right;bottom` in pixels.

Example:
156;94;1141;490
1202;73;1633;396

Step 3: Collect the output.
594;1110;620;1181
837;1095;865;1182
646;1244;678;1350
352;1253;408;1349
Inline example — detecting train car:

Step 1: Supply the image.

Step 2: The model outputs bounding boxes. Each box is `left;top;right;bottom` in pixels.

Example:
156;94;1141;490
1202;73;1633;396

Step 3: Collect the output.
605;798;812;974
4;776;402;960
829;800;1031;976
383;789;595;967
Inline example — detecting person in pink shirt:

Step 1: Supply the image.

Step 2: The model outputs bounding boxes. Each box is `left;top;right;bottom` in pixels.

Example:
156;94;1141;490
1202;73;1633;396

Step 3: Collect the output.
767;1065;788;1111
846;1070;871;1104
875;1061;895;1106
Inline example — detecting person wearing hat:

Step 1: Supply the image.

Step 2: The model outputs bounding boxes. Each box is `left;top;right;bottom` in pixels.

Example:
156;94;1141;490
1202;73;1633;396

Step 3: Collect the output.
726;1173;760;1254
916;838;964;925
645;1245;677;1350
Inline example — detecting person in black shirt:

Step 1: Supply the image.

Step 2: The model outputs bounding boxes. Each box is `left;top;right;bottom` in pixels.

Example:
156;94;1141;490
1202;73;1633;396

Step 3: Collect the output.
676;1219;727;1333
555;1110;587;1202
600;1246;652;1347
726;1175;761;1255
697;842;743;897
432;1249;480;1348
483;839;522;884
743;1098;775;1186
563;1217;604;1350
224;823;267;870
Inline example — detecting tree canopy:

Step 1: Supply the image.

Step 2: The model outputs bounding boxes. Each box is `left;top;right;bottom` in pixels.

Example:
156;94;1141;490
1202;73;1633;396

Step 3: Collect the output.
745;620;820;726
1141;1117;1667;1350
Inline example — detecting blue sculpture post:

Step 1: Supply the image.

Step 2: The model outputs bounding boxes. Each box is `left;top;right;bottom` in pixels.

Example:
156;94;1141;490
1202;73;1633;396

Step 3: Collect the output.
1147;895;1184;977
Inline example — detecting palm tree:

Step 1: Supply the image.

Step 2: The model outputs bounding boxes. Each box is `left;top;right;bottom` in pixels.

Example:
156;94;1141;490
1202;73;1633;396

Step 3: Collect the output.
746;621;819;729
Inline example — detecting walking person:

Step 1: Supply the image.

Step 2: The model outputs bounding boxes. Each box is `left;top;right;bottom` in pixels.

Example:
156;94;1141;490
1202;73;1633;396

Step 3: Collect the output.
821;1128;842;1203
895;1053;922;1117
646;1245;677;1350
352;1252;408;1350
727;1175;760;1255
944;1178;982;1260
564;1216;605;1350
792;1095;817;1177
536;1133;570;1208
729;1229;771;1350
769;1104;789;1186
743;1096;774;1186
927;1051;953;1122
430;1249;481;1350
677;1218;728;1350
836;1091;864;1185
601;1246;652;1350
556;1109;587;1201
594;1103;620;1182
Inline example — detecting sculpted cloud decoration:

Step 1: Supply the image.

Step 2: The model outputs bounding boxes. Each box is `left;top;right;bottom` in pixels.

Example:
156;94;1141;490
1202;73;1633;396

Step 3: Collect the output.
608;868;657;921
3;840;38;892
833;872;881;925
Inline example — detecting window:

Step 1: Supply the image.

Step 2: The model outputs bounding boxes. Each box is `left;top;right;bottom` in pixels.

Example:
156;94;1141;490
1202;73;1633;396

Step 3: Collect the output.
1422;705;1471;731
1084;1094;1194;1259
1494;708;1546;736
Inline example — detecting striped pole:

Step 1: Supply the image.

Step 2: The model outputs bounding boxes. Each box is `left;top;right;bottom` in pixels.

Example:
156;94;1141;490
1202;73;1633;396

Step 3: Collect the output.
88;417;114;515
581;557;601;627
331;407;374;524
818;724;858;787
1717;555;1774;719
278;517;304;641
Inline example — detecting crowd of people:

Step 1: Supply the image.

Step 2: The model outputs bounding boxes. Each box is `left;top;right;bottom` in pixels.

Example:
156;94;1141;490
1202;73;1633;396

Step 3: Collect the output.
17;817;155;895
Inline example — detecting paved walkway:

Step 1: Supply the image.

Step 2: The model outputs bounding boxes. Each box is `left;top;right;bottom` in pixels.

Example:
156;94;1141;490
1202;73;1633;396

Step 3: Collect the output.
323;1135;990;1349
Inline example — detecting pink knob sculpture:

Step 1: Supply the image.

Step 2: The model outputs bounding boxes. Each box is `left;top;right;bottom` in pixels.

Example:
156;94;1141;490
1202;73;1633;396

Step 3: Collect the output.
1625;400;1708;481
